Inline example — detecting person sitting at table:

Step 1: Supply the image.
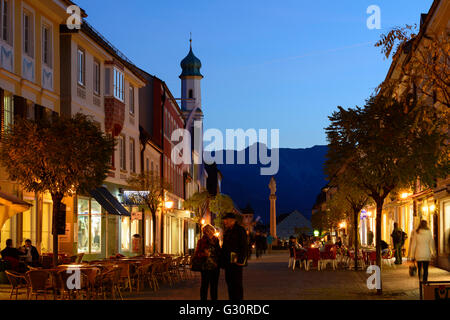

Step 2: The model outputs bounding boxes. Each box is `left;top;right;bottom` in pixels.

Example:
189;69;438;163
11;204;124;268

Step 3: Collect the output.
22;239;40;267
381;240;389;254
1;239;25;272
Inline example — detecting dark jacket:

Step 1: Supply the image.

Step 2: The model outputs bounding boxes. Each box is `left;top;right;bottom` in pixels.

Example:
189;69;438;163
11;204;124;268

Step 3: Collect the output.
221;223;248;268
1;247;22;260
194;235;221;271
25;246;40;263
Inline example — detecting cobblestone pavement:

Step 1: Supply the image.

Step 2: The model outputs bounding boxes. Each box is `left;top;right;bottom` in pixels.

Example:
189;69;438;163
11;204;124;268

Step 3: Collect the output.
1;251;448;300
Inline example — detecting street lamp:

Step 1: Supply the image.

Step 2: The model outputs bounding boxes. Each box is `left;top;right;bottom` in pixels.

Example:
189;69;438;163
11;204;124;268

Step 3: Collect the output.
164;201;174;210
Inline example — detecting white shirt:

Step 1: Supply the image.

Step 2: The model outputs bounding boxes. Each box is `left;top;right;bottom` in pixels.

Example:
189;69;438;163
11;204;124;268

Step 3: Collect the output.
408;229;436;261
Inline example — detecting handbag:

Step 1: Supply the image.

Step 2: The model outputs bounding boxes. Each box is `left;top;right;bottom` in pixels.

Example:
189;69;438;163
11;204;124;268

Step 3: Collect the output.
191;255;205;272
409;261;417;277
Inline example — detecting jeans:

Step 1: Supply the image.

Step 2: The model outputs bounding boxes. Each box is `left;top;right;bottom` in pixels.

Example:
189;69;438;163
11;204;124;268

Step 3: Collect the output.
200;269;220;301
417;261;429;282
225;265;244;300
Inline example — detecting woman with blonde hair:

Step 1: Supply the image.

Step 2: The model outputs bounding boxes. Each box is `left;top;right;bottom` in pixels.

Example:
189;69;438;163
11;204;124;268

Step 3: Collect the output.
408;220;436;282
193;223;221;300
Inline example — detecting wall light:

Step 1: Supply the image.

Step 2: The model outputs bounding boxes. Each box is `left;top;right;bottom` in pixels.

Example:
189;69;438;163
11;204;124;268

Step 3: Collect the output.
164;201;174;209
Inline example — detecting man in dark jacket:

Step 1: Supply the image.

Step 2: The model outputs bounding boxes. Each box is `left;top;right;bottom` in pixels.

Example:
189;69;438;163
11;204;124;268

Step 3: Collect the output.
23;239;40;267
221;212;248;300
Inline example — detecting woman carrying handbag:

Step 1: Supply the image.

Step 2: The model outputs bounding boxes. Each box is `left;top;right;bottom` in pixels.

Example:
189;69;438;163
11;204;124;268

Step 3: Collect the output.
192;224;221;300
408;220;436;282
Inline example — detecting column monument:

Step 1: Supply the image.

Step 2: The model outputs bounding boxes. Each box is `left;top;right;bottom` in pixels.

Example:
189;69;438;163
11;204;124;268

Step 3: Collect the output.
269;177;277;242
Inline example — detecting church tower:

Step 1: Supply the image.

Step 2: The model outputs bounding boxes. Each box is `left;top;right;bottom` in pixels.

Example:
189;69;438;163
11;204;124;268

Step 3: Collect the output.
180;38;203;114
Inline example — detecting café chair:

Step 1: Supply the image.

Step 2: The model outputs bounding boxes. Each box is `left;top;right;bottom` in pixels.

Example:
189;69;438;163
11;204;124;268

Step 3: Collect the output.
5;270;29;300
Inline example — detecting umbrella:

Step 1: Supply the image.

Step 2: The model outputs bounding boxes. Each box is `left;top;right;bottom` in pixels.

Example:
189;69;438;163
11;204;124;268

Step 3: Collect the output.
0;191;32;231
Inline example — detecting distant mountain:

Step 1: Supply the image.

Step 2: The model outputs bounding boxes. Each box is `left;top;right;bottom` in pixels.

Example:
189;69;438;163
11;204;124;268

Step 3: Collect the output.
215;144;328;225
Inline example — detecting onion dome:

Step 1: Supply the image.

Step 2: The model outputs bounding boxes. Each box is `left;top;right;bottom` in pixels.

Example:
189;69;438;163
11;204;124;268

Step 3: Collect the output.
180;39;203;78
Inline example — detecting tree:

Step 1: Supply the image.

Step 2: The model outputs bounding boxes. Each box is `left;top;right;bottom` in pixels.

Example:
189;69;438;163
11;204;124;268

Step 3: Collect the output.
376;26;450;118
327;176;369;270
0;114;115;266
126;171;171;254
325;96;448;293
210;194;235;227
184;190;211;224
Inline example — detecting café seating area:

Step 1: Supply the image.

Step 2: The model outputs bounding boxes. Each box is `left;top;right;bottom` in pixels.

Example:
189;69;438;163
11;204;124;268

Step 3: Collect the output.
2;253;193;300
290;244;398;271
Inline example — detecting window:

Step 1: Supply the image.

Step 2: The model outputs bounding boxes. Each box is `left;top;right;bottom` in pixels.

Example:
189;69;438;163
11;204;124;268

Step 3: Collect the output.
77;198;102;254
3;92;13;131
119;135;126;170
93;60;100;95
113;68;124;101
129;86;134;115
77;48;85;85
23;10;34;57
1;0;11;44
129;138;135;173
188;89;193;99
42;24;52;67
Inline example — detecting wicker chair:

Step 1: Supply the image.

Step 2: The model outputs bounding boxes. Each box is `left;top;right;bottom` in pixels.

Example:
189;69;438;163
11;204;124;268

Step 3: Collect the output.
5;270;29;300
26;270;54;300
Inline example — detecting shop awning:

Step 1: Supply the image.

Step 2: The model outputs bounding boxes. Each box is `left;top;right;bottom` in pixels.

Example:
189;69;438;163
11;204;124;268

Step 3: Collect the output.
90;187;130;216
0;191;33;230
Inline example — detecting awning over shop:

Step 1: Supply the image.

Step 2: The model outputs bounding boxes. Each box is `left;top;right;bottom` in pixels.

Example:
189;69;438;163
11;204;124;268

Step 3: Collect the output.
0;191;33;230
90;187;130;216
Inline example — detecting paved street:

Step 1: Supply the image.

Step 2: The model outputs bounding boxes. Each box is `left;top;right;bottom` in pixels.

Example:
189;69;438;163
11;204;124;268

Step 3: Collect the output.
1;251;448;300
125;251;449;300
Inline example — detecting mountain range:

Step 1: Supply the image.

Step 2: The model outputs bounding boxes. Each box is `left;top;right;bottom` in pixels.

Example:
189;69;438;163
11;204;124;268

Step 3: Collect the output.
215;144;329;224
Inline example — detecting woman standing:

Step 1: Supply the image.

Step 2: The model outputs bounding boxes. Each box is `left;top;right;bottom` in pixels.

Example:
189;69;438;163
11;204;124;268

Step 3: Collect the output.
409;220;436;282
194;224;221;300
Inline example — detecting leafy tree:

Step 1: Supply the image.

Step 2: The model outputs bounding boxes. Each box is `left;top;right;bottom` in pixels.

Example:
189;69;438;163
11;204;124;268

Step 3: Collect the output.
327;176;369;270
0;114;115;266
126;171;171;253
325;96;448;293
184;190;211;224
376;26;449;117
210;194;235;227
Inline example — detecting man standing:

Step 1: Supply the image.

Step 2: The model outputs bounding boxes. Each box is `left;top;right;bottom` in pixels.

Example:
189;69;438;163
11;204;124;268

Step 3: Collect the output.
391;222;407;265
221;212;248;300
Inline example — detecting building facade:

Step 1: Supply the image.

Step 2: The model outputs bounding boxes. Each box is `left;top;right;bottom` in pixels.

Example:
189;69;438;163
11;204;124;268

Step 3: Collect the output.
0;0;79;253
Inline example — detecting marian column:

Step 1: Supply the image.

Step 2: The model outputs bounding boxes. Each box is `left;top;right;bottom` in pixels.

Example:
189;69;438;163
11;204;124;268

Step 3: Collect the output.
269;177;277;240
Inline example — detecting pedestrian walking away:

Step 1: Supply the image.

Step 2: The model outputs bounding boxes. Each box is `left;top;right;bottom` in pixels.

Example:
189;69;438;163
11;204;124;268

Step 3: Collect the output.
193;224;221;301
220;212;248;301
391;222;407;264
408;220;436;283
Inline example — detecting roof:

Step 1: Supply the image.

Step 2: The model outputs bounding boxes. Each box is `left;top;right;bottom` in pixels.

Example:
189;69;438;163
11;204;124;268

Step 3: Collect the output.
180;43;203;78
276;210;313;239
80;20;147;83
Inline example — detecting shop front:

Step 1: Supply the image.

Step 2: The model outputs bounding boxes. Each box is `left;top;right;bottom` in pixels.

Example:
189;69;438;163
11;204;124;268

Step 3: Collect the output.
75;184;141;260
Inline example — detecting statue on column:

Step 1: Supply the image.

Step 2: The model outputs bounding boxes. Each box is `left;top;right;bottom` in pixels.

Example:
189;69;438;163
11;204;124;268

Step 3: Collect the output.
269;177;277;245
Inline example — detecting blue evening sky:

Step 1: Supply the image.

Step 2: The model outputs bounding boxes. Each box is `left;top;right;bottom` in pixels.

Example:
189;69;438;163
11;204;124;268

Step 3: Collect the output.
74;0;432;149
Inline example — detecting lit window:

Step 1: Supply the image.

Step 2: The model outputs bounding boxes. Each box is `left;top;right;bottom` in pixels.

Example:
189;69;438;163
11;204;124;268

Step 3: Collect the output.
3;92;13;131
77;48;85;85
42;24;52;67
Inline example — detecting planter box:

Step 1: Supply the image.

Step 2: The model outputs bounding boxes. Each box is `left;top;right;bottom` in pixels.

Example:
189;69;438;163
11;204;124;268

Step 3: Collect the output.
422;282;450;300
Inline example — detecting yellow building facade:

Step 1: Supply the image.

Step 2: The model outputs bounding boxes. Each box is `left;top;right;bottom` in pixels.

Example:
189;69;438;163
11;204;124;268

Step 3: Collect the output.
0;0;80;252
